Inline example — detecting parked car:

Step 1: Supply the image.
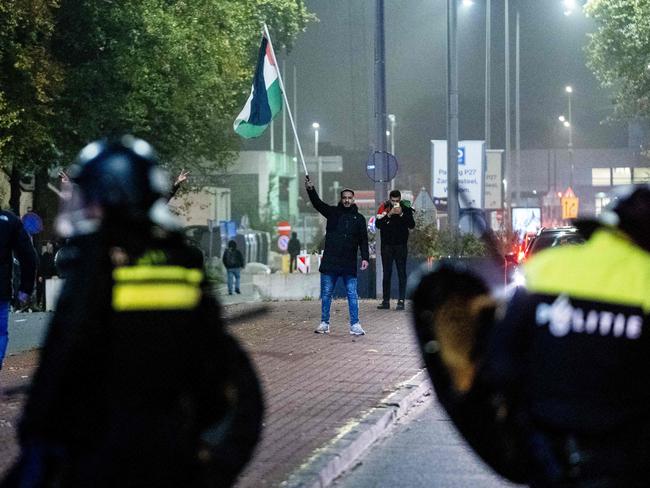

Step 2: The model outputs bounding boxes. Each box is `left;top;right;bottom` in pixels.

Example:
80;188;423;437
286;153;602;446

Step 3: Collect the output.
524;226;585;261
510;226;586;288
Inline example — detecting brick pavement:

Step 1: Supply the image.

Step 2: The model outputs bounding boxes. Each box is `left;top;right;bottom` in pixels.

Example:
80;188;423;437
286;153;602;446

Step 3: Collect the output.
0;300;423;487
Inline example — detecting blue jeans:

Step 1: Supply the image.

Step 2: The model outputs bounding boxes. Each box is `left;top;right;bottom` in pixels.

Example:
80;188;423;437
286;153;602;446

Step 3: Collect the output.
227;268;241;294
0;300;9;368
320;273;359;326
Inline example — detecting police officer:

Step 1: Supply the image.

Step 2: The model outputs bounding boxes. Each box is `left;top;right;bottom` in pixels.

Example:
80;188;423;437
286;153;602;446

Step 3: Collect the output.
2;136;263;488
0;205;36;370
412;184;650;487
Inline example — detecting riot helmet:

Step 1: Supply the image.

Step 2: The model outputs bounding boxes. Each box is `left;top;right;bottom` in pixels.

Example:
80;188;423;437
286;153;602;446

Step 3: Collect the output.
56;135;177;237
599;184;650;252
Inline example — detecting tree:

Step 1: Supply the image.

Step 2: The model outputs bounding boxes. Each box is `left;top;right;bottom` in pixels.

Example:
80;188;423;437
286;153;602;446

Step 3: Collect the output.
0;0;63;212
585;0;650;118
1;0;314;215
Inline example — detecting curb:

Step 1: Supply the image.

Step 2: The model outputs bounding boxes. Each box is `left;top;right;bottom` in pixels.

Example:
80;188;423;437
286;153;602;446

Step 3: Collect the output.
281;370;432;488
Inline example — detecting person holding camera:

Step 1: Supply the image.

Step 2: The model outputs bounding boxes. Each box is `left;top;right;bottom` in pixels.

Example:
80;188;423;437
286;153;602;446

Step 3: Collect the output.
376;190;415;311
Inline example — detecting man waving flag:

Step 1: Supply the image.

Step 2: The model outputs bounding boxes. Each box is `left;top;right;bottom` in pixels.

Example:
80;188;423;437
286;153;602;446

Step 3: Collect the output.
233;34;283;139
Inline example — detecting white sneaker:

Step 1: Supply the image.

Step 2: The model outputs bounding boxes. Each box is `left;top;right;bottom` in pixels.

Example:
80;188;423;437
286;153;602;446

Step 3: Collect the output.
315;322;330;334
349;323;366;336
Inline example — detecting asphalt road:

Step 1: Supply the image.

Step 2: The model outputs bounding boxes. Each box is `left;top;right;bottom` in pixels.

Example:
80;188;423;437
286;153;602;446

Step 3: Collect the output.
333;395;519;488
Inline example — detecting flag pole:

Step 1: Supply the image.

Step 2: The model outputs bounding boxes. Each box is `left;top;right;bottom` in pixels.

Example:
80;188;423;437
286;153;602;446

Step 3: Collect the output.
263;23;309;177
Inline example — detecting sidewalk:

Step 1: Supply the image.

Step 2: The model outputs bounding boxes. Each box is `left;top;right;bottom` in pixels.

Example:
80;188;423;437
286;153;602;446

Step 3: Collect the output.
0;300;424;487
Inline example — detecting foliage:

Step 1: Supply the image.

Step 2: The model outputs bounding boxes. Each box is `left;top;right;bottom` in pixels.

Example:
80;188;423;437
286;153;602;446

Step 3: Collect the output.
409;214;488;259
0;0;314;179
0;0;63;173
584;0;650;119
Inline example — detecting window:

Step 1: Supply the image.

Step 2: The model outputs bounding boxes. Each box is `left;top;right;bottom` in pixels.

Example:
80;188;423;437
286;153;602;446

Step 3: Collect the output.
592;168;611;186
633;167;650;183
612;167;631;185
595;193;611;216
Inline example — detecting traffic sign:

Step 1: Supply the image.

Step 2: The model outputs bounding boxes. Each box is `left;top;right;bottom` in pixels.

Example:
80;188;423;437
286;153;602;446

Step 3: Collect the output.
21;212;43;235
561;196;579;219
277;235;289;252
366;151;398;182
276;220;291;236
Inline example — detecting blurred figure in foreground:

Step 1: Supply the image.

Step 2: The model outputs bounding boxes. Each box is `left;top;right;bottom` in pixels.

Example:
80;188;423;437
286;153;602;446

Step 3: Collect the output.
0;206;36;369
411;184;650;487
2;136;263;487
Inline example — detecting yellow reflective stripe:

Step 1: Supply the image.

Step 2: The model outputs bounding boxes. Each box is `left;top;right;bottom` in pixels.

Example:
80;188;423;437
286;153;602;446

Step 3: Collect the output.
113;265;203;284
112;283;201;311
525;230;650;313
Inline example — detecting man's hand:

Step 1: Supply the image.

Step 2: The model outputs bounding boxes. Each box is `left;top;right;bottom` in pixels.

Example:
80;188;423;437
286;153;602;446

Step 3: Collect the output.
58;170;70;183
174;169;189;187
390;205;402;216
360;260;369;271
305;175;314;191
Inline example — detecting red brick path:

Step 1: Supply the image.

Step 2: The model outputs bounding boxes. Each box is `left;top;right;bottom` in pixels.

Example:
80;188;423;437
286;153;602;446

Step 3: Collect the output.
0;300;422;487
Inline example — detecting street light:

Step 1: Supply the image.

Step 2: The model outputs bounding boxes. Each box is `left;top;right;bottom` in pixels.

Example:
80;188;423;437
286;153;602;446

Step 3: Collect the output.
563;0;577;15
565;86;574;187
462;0;474;7
312;122;322;195
388;114;396;189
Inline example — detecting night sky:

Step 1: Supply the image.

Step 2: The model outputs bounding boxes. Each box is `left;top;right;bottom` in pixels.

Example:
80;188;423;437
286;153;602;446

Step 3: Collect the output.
243;0;628;190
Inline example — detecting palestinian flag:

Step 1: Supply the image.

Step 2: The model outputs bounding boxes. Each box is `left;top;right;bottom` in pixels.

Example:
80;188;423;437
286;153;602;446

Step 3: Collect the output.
233;35;283;138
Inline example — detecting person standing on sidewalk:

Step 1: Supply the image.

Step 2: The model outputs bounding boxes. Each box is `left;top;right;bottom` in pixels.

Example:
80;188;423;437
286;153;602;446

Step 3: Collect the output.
0;207;36;370
2;136;263;488
376;190;415;311
288;232;301;273
222;240;245;295
36;241;56;310
305;176;369;336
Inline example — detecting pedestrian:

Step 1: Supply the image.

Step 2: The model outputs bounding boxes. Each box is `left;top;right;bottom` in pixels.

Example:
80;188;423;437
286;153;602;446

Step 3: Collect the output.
288;231;301;273
305;176;369;336
36;241;56;310
0;205;36;370
375;190;415;311
412;183;650;487
2;136;263;488
222;240;245;295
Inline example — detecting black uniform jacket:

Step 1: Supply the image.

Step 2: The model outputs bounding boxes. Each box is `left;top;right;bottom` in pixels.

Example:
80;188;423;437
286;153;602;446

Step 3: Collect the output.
13;225;263;487
483;228;650;434
375;201;415;246
307;187;369;276
0;210;36;301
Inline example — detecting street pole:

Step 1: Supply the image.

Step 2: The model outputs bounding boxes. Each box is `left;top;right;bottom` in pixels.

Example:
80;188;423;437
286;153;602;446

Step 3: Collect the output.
504;0;511;232
374;0;388;300
515;10;521;207
567;86;574;188
389;114;396;190
485;0;491;149
447;0;460;232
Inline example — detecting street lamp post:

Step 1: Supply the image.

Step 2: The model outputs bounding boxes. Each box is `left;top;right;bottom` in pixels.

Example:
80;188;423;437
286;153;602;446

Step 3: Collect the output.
388;113;396;190
447;0;460;232
485;0;491;149
312;122;322;196
565;85;574;187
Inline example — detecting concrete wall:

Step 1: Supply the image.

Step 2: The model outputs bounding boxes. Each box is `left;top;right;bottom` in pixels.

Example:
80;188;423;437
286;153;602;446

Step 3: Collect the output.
252;273;321;300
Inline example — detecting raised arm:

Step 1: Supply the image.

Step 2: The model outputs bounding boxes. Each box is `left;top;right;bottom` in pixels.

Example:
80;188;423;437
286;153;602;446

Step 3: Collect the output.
305;176;331;218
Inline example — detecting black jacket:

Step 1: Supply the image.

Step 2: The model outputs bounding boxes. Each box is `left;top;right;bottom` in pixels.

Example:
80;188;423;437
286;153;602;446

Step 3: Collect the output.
0;210;36;301
287;237;301;256
375;202;415;246
222;248;244;269
7;225;263;488
307;187;369;276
